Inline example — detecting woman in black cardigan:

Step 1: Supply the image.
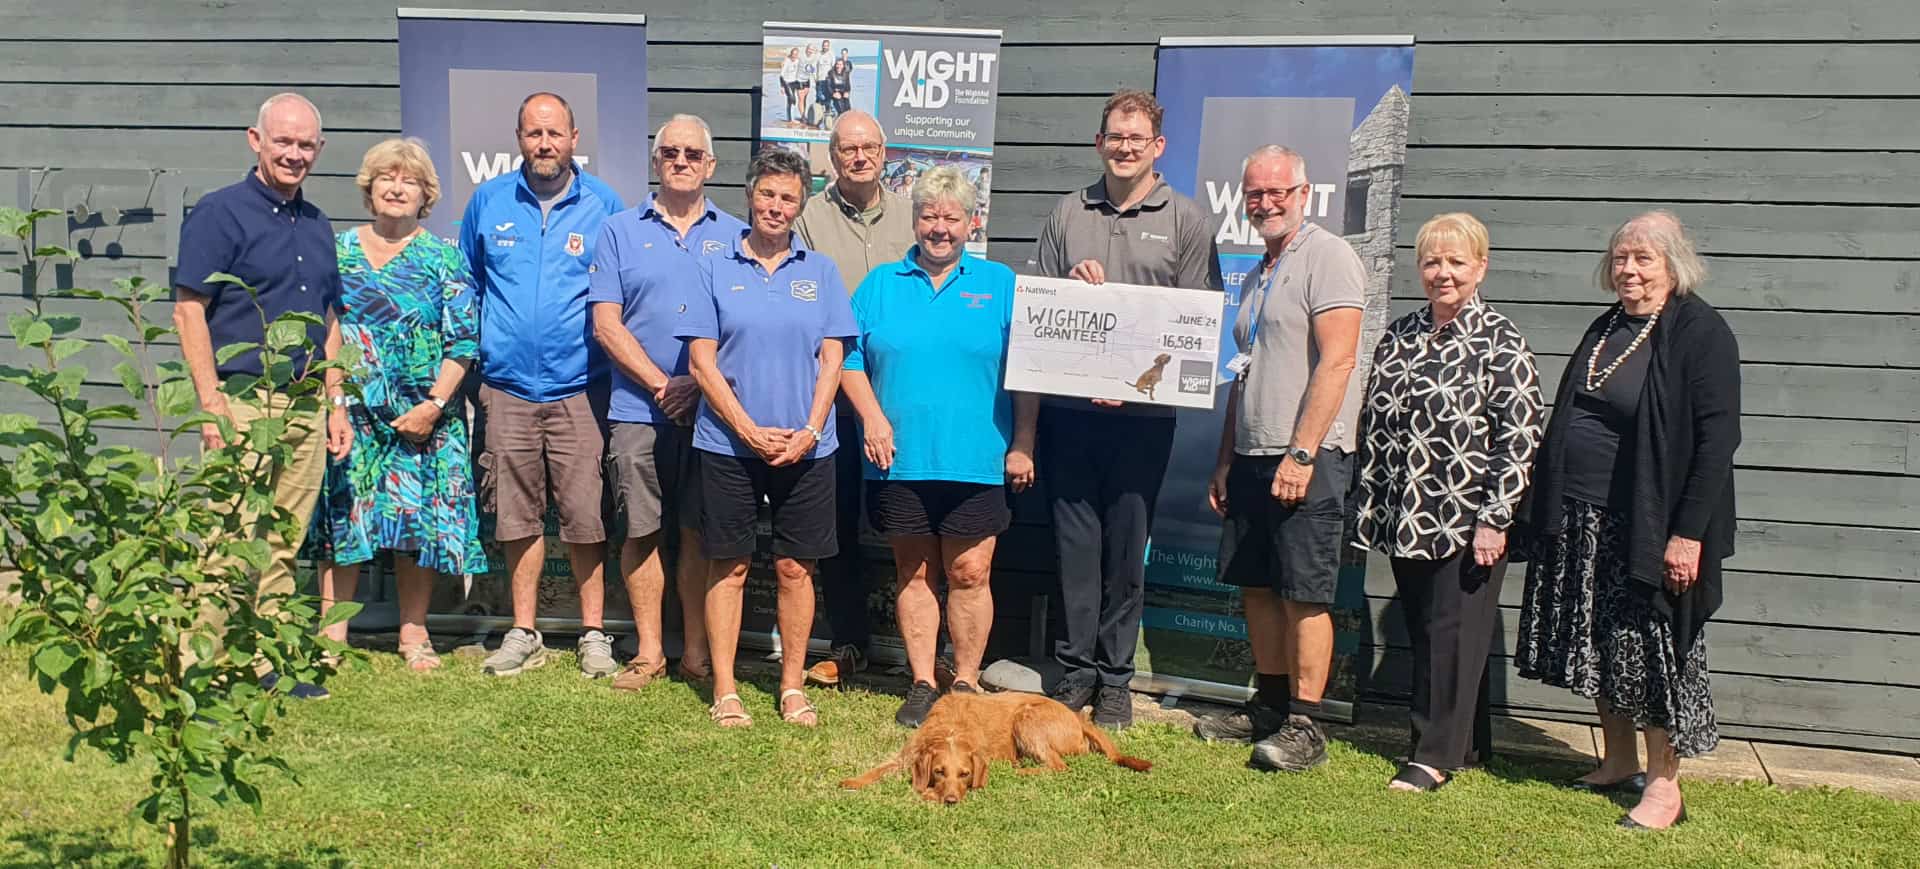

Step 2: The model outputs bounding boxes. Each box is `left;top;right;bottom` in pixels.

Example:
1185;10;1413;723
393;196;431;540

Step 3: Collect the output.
1515;210;1740;831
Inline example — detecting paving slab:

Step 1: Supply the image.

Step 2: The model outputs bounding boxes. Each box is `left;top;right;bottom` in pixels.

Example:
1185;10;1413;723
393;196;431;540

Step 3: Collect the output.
1493;715;1599;763
1755;742;1920;800
1681;739;1768;784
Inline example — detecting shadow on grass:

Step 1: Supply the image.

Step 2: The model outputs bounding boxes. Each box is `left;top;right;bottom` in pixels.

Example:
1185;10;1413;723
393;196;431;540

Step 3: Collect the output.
4;827;348;869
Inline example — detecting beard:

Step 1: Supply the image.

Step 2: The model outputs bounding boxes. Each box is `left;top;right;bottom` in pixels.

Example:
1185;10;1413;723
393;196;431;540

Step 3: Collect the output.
527;156;566;180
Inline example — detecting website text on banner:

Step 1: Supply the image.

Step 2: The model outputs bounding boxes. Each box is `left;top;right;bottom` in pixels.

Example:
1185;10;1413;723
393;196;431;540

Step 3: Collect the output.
760;21;1003;252
1005;274;1226;410
1140;37;1416;714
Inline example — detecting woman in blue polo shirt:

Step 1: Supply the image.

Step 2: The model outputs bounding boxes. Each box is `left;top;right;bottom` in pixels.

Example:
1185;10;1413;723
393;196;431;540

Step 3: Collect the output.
840;166;1039;727
677;148;857;729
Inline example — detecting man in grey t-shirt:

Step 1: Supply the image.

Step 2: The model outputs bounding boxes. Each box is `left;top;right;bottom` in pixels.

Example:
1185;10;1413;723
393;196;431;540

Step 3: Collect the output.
1194;145;1366;772
1028;89;1222;730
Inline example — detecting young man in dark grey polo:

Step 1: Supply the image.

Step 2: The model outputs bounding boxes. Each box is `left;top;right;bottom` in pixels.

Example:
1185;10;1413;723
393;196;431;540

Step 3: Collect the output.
1028;89;1222;729
1195;145;1366;772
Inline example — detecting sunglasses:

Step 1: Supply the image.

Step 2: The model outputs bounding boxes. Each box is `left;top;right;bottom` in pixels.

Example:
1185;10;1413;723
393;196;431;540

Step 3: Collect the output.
655;147;709;163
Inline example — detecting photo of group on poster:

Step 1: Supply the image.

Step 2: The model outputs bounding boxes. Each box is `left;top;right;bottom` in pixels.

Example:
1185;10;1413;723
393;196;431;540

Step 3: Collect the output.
761;34;878;133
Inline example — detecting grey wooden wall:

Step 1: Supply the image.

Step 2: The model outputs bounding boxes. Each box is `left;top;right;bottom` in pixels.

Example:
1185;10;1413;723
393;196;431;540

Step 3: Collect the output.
3;0;1916;754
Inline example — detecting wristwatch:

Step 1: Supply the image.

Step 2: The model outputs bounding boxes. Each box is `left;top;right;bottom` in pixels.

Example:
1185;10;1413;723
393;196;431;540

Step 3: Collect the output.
802;424;824;441
1286;446;1316;467
428;396;448;412
329;394;350;408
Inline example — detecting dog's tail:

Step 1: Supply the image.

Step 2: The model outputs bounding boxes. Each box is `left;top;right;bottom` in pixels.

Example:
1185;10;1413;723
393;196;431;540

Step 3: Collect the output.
839;756;904;790
1080;720;1153;772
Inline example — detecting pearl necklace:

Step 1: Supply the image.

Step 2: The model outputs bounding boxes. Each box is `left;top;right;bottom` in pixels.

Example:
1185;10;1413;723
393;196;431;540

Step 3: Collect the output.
1584;302;1664;392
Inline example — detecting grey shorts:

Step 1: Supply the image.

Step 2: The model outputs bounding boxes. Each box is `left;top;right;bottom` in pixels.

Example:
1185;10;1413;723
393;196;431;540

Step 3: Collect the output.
1218;449;1353;606
607;421;698;540
477;383;609;544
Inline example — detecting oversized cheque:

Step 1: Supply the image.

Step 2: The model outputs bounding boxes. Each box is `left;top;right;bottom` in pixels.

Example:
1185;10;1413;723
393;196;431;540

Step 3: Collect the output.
1005;274;1224;410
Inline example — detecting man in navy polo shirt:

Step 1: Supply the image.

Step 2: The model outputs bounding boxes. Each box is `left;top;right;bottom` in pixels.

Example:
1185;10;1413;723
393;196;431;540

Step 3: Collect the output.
172;91;351;698
588;113;746;691
459;92;627;679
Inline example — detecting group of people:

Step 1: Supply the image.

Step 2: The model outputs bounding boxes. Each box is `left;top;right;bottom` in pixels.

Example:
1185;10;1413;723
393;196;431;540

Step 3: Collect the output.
177;86;1740;832
778;40;854;128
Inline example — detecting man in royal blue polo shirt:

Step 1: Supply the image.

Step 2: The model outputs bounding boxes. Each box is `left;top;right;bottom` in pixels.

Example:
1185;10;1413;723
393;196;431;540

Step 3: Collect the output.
172;92;352;699
588;114;746;691
459;92;627;679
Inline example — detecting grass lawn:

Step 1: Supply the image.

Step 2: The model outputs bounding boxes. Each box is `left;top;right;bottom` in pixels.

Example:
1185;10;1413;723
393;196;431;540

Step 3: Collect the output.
2;645;1915;868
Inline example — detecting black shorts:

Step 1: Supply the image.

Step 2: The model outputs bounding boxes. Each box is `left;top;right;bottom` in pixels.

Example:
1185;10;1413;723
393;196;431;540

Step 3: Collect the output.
698;450;837;561
866;480;1011;539
1218;450;1354;605
606;422;698;540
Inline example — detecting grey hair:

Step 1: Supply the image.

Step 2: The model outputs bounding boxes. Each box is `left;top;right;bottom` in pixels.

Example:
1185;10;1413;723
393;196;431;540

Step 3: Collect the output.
1241;144;1305;178
254;92;323;134
744;147;811;194
1595;209;1709;297
910;166;978;218
653;113;714;154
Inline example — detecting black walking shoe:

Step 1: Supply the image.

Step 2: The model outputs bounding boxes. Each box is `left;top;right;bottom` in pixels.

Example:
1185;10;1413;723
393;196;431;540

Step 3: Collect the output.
1250;713;1329;772
1093;684;1134;730
1048;677;1097;712
896;680;939;728
1193;692;1288;744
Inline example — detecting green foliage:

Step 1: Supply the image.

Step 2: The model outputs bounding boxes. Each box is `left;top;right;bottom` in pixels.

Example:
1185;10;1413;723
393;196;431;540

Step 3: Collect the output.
0;206;359;868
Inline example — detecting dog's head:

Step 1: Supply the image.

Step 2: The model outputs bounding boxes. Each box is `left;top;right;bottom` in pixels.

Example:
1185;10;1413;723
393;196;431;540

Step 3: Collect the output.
911;735;990;805
1153;353;1172;366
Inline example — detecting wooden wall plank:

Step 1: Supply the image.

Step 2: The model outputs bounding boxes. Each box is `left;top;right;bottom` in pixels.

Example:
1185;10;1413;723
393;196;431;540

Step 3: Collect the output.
1411;95;1920;151
1401;198;1920;260
1736;521;1920;582
8;0;1916;42
1412;43;1920;97
1405;148;1920;206
1392;250;1920;315
0;41;402;86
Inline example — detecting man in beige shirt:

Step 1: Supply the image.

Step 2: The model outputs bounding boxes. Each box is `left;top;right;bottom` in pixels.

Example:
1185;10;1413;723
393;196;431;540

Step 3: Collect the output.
794;111;918;687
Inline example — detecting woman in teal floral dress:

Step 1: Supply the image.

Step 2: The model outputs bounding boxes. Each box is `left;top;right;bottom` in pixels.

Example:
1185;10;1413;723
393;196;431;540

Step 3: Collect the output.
310;139;487;670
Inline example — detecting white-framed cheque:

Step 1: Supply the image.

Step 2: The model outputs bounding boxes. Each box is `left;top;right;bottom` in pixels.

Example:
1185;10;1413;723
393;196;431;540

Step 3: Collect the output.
1004;274;1226;410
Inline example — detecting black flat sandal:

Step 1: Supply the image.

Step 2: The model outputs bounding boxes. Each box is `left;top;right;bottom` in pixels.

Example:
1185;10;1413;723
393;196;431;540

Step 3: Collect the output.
1389;763;1448;792
1569;772;1648;795
1617;805;1687;831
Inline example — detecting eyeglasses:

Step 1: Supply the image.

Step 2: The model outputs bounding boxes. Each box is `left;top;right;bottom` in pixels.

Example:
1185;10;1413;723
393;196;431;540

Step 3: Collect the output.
655;147;708;163
1244;184;1309;204
835;143;883;159
1099;133;1161;152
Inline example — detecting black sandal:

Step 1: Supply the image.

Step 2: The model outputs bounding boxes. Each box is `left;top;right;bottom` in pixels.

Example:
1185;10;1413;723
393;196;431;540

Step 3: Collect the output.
1569;772;1647;795
1389;763;1448;792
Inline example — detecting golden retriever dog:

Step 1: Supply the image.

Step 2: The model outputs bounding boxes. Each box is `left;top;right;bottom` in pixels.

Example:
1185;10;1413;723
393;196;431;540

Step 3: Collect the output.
841;692;1151;804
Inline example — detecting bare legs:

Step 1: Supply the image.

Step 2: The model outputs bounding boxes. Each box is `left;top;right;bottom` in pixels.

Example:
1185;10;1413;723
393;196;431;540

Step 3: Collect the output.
1631;728;1686;828
621;533;669;667
890;534;997;688
1241;589;1333;703
705;556;751;727
704;555;817;726
1586;699;1645;784
503;535;607;630
316;560;359;646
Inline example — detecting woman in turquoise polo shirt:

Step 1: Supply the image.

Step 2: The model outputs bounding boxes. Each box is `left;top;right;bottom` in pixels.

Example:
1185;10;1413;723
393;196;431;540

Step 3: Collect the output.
841;166;1039;728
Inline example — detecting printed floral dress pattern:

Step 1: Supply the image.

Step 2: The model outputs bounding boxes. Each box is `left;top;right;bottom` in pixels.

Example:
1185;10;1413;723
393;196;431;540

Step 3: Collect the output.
306;229;488;575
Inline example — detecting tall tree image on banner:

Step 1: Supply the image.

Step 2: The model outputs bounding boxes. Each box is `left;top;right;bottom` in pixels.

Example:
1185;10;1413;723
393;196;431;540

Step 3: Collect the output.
1140;36;1416;717
760;21;1003;253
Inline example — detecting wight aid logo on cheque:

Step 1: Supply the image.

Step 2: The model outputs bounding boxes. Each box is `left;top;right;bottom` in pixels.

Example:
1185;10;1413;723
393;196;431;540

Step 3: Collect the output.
790;279;818;302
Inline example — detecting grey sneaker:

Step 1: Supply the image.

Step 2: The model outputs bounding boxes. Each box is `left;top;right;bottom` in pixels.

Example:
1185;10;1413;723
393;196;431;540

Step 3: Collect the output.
577;630;618;679
483;627;549;677
1250;713;1329;772
1193;693;1288;744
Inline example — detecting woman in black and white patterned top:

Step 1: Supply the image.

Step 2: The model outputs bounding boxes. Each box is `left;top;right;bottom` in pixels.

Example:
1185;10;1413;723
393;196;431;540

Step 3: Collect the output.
1352;212;1543;793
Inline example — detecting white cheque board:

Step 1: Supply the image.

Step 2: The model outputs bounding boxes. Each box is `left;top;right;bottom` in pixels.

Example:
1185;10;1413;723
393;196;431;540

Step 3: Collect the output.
1004;274;1226;409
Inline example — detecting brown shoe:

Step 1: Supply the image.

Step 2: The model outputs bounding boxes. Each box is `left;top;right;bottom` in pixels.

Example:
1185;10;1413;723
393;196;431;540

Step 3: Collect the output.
610;658;667;692
675;659;713;685
804;644;867;688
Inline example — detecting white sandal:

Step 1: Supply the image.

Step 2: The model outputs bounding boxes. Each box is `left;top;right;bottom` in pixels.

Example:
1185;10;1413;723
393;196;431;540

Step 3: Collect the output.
779;688;819;727
709;693;753;728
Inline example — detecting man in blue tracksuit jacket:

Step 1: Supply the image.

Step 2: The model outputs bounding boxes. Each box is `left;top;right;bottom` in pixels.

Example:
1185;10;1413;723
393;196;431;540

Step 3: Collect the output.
457;92;626;679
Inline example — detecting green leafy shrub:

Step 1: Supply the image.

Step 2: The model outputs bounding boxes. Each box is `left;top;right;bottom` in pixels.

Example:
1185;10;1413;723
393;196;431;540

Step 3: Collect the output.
0;206;357;868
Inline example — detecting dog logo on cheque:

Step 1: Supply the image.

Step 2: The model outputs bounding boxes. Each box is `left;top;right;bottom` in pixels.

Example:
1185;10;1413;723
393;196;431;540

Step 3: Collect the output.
790;279;818;302
565;232;585;256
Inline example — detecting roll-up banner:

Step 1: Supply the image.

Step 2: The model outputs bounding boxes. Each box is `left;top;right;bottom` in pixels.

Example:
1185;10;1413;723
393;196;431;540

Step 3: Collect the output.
395;8;649;631
760;22;1003;253
1140;36;1416;717
398;8;650;242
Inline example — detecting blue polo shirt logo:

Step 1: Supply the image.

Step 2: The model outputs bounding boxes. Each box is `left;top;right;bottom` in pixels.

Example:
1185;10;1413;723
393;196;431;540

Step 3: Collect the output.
959;291;992;309
494;221;514;232
790;279;818;302
703;239;725;255
565;232;585;256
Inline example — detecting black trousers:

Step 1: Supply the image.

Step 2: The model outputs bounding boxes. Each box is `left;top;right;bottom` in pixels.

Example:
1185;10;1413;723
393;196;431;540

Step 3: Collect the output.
1392;549;1507;771
817;411;871;653
1041;408;1176;689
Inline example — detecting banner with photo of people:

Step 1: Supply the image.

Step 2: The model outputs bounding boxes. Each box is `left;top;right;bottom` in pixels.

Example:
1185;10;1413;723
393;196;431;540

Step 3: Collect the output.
760;22;1003;253
397;8;650;629
1136;36;1417;717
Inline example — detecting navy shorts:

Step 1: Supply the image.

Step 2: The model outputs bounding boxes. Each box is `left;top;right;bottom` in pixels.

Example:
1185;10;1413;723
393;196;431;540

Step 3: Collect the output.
866;480;1010;539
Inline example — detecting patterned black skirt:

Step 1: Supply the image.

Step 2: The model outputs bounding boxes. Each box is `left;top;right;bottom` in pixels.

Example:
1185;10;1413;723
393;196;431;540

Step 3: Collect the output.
1515;499;1719;757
